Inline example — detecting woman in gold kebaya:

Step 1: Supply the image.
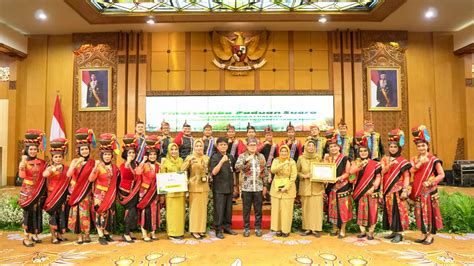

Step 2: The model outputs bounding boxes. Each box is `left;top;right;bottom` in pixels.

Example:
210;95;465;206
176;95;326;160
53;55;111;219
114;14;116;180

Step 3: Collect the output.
270;145;297;237
297;140;324;237
182;139;210;239
160;143;186;240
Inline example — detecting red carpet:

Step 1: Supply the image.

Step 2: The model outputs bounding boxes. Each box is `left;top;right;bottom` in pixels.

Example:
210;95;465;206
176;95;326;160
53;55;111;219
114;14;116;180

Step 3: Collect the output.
231;200;271;229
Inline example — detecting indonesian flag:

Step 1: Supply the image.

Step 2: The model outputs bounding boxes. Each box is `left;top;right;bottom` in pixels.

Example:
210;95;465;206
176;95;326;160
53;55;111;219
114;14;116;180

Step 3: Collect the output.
81;71;90;108
50;95;66;141
370;70;380;107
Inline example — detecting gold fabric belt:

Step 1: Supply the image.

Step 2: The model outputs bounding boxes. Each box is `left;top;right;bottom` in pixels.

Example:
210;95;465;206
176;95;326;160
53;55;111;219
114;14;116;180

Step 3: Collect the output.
96;184;109;192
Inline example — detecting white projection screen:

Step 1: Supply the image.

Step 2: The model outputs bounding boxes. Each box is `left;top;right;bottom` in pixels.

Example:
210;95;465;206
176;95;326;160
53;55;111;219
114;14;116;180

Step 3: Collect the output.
146;95;334;132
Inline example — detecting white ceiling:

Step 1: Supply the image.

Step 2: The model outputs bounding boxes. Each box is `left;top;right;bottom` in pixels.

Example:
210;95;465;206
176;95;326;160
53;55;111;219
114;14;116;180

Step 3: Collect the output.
0;0;473;35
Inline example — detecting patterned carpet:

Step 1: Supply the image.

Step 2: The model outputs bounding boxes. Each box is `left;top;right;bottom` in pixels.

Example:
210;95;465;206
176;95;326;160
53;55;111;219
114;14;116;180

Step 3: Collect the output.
0;230;473;265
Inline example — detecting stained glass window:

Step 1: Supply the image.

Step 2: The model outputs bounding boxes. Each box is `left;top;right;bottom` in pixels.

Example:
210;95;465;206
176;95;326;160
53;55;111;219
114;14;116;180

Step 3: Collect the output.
90;0;381;13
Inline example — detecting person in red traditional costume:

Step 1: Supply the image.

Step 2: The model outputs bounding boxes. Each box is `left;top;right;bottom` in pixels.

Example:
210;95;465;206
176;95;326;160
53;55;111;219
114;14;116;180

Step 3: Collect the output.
67;128;96;244
135;135;161;242
350;131;382;240
89;133;120;245
43;138;70;244
380;129;411;243
227;123;245;204
18;129;47;247
323;129;351;238
410;125;445;245
258;126;278;204
119;133;141;243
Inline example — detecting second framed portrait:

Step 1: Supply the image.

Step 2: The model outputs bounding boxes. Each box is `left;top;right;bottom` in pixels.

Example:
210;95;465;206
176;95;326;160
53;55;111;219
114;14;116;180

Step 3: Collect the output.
79;67;112;111
367;66;401;111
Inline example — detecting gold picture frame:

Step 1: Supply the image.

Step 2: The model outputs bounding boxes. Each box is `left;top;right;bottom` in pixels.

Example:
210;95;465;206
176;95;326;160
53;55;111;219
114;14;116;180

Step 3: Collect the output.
311;162;337;183
367;66;401;111
79;67;112;111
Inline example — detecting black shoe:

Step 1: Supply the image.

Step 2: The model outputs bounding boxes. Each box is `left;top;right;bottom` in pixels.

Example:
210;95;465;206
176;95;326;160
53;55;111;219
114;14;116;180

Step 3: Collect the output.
329;231;338;237
276;231;282;237
76;239;84;245
357;233;367;239
300;230;312;236
169;236;184;240
243;229;250;237
422;238;434;245
104;234;114;242
255;229;262;237
391;234;403;243
384;232;397;239
313;231;321;238
367;235;374;240
281;233;290;237
84;235;91;243
151;236;159;241
122;235;135;243
414;237;427;243
131;236;137;240
98;237;108;245
23;239;34;247
57;236;68;242
199;233;206;239
216;231;224;239
223;228;237;235
31;237;42;243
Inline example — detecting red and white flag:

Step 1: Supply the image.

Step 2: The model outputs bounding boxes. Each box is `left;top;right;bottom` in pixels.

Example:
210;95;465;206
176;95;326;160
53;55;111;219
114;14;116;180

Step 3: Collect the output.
50;95;66;141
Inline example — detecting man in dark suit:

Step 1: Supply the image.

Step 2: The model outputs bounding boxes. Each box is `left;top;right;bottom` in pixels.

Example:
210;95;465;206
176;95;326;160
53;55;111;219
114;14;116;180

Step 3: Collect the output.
210;137;238;239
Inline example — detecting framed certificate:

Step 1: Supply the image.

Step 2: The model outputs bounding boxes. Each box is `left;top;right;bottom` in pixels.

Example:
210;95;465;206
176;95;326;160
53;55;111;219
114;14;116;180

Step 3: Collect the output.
311;162;337;183
156;172;188;194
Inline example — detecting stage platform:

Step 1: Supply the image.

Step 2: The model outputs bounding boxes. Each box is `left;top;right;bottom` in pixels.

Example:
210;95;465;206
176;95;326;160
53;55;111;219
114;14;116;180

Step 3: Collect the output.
0;186;472;265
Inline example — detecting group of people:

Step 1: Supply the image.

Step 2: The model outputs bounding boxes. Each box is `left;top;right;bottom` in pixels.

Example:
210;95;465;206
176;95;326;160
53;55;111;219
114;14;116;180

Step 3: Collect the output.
18;118;444;247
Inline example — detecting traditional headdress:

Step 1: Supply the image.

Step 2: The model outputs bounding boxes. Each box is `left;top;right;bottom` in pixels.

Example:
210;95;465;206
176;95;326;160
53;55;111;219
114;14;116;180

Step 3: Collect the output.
325;128;342;146
203;123;212;130
388;128;406;147
98;133;120;154
50;138;68;155
183;120;191;128
75;128;96;148
286;121;295;131
411;125;430;144
226;123;235;131
264;125;273;134
24;129;46;151
122;133;138;151
354;130;369;150
145;135;160;152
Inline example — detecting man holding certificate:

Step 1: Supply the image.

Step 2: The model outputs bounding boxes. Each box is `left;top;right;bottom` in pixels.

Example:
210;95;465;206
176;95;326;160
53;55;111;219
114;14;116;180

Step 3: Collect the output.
235;138;268;237
210;137;237;239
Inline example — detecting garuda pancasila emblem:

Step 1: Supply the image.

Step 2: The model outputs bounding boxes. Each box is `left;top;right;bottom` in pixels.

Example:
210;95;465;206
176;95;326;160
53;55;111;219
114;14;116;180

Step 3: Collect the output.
212;31;269;75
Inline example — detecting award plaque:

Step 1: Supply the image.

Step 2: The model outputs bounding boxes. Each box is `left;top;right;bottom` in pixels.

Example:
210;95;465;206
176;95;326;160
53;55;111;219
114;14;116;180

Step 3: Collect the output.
156;171;188;194
311;162;337;183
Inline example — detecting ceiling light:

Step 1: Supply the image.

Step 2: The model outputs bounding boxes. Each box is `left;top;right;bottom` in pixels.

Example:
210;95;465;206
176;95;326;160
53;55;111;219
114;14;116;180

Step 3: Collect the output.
146;18;155;24
318;17;327;23
35;9;47;21
424;7;437;19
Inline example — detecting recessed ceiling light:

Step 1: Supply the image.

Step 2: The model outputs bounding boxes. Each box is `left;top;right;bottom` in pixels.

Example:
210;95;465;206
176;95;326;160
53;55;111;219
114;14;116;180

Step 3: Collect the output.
146;18;155;24
318;17;327;23
35;9;47;21
424;7;437;19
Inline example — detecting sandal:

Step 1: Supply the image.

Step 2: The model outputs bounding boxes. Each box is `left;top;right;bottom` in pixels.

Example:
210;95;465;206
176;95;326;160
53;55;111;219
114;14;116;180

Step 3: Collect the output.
31;237;42;243
191;233;201;239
